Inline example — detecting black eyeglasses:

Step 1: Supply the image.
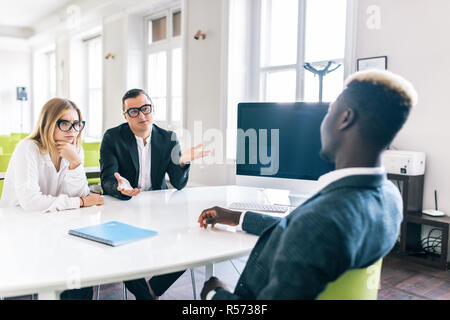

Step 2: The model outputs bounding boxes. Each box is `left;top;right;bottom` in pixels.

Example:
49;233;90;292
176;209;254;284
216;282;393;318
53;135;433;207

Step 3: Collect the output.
123;104;153;118
56;120;86;132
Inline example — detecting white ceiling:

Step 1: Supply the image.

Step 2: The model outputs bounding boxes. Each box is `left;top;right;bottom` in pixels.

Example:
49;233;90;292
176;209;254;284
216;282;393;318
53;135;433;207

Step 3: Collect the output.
0;0;74;27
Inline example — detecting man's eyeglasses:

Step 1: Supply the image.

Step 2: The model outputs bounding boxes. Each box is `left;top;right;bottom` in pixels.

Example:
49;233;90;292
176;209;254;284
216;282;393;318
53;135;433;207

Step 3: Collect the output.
123;104;153;118
56;120;86;132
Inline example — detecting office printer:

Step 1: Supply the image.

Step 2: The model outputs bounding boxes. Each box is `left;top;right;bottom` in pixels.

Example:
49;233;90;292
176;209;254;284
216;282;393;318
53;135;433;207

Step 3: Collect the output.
381;150;425;176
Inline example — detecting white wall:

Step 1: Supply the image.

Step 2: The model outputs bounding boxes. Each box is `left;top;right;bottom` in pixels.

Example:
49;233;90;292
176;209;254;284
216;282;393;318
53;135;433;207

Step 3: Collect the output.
102;13;128;131
0;38;32;134
355;0;450;213
184;0;235;186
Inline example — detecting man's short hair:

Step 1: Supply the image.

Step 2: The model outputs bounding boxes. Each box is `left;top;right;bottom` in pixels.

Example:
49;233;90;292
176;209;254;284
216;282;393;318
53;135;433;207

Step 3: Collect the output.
122;89;152;109
340;69;418;148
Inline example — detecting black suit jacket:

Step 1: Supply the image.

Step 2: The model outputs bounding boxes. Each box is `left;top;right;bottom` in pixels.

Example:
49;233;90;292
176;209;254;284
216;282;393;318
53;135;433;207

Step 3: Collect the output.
100;123;190;200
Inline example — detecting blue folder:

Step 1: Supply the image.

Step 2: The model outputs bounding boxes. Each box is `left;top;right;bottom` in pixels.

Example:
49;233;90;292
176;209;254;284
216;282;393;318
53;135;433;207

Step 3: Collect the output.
69;221;158;247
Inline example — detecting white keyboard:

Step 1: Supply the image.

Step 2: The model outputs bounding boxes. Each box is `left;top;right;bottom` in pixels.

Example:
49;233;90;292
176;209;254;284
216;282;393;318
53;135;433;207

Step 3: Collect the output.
229;202;288;213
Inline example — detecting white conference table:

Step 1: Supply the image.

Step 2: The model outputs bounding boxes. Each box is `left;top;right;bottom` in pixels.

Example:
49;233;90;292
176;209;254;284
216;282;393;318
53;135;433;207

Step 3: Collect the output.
0;166;100;180
0;185;288;300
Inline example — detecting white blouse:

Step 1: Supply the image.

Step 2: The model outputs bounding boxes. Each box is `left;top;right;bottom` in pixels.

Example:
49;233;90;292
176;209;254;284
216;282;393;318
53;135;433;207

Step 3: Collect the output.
0;139;90;212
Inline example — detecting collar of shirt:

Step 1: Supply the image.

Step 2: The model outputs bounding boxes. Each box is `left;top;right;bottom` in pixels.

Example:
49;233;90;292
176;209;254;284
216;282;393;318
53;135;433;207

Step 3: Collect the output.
43;152;69;171
317;167;386;191
135;135;151;149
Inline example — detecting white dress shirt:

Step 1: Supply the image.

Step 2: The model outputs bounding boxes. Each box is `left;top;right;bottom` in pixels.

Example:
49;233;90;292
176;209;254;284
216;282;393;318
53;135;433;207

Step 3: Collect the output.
135;135;152;191
0;139;90;212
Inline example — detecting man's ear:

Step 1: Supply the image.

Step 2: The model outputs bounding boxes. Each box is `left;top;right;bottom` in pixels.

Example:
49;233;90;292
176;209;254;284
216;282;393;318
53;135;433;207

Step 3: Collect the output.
338;108;356;130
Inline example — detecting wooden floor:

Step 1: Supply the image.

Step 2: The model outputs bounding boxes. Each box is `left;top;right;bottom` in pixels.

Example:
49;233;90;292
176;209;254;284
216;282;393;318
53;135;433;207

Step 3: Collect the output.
6;250;450;300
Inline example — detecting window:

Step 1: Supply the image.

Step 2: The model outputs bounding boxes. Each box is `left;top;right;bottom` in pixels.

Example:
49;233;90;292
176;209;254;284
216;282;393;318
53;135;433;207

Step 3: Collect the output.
32;46;56;126
259;0;347;102
47;51;56;99
84;35;103;138
226;0;349;159
145;7;183;131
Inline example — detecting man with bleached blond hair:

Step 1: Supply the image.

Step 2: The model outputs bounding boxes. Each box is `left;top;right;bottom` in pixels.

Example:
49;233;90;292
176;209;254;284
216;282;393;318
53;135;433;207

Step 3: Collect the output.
198;70;418;300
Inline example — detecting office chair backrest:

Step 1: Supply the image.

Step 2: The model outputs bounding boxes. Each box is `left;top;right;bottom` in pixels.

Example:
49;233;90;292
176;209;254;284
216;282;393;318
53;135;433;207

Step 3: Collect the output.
0;154;11;197
316;259;383;300
0;154;11;172
82;142;101;151
84;150;100;167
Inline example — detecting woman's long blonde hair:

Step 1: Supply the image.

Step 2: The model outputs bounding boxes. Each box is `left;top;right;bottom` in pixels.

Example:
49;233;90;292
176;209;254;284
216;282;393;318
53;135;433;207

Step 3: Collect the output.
28;98;83;154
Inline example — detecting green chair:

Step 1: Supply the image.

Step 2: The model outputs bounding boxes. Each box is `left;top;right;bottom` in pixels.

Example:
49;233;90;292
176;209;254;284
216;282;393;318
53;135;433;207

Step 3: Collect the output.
84;149;101;186
82;141;101;151
0;154;11;172
316;259;383;300
10;133;29;140
0;135;15;154
84;150;100;167
0;155;12;197
5;134;24;154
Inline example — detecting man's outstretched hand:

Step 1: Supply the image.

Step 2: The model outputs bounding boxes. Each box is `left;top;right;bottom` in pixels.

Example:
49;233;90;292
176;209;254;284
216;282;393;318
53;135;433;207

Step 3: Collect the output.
114;172;141;197
197;206;242;229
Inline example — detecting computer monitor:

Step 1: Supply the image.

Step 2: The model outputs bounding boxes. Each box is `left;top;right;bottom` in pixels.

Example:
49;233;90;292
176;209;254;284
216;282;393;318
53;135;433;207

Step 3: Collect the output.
236;102;335;196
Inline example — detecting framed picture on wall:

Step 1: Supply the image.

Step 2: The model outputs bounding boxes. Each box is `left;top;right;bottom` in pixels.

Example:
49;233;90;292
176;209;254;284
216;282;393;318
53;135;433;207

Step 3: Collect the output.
357;56;387;71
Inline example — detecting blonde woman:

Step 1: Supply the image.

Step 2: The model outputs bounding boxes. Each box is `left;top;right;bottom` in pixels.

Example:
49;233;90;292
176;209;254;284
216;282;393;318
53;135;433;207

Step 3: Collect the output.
0;98;103;299
0;98;104;212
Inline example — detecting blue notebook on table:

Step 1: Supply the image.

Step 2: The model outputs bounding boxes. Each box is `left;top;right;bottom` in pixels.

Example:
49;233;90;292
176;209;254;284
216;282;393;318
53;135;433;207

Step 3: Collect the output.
69;221;158;247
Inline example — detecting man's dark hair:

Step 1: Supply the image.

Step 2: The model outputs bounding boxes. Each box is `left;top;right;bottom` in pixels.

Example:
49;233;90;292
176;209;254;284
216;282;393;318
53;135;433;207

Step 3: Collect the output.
340;70;417;149
122;89;152;109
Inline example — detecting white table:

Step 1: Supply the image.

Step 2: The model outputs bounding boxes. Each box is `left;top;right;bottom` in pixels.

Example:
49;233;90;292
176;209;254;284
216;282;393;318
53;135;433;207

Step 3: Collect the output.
0;166;100;180
0;185;276;300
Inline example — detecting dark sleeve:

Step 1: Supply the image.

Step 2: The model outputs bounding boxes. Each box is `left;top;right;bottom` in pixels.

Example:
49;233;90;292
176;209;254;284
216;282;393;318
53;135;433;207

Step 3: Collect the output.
165;132;189;190
212;287;240;300
216;211;353;300
100;130;131;200
242;211;282;236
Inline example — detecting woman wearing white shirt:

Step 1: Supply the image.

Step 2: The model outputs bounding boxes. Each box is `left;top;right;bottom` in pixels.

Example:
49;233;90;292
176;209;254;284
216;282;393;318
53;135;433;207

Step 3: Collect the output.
0;98;103;212
0;98;103;299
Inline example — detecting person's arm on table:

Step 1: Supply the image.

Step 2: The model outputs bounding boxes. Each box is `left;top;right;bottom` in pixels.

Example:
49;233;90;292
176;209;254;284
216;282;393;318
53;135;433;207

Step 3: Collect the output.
198;206;281;236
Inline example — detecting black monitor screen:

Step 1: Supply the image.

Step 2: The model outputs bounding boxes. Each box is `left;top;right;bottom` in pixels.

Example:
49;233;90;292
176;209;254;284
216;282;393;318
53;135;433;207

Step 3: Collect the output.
236;102;335;180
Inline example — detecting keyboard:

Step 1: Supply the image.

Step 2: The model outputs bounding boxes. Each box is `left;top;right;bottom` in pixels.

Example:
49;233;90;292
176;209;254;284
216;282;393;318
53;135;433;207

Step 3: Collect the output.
229;202;288;213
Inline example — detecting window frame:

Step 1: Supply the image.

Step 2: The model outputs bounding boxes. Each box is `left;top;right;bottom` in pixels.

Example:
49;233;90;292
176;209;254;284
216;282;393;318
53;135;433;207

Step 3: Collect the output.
253;0;348;102
144;5;183;131
46;50;56;100
83;34;103;139
226;0;356;160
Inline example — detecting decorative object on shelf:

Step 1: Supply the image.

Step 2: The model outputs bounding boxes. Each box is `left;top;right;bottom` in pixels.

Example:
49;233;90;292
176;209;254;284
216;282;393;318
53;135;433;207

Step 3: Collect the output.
105;53;115;60
357;56;387;71
303;61;342;102
194;30;206;40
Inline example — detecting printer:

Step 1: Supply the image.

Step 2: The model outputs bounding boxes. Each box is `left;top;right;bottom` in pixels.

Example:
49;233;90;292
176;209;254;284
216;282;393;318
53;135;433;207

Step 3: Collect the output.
381;150;425;176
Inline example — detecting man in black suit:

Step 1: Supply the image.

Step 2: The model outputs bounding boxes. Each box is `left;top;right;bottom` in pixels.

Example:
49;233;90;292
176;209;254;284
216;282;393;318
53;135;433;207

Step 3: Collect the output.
100;88;209;300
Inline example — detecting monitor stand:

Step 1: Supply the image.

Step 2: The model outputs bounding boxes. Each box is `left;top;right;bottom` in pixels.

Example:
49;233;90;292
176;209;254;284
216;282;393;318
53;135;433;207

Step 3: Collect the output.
236;175;321;200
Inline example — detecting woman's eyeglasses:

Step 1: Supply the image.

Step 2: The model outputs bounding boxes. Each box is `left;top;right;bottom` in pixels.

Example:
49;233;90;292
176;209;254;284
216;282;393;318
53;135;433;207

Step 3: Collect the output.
123;104;153;118
56;120;86;132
